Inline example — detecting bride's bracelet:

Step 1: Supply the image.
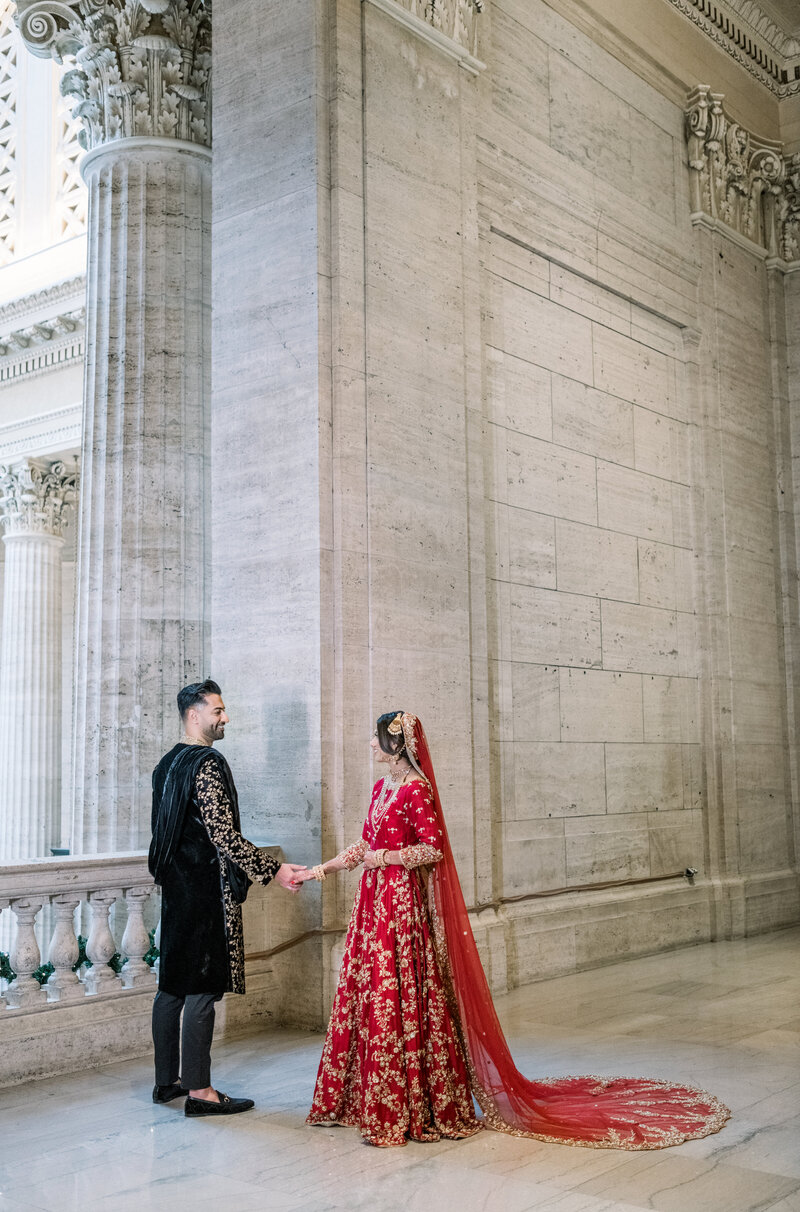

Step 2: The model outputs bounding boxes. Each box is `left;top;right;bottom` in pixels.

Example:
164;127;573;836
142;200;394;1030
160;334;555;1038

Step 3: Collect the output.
312;863;327;882
376;849;390;869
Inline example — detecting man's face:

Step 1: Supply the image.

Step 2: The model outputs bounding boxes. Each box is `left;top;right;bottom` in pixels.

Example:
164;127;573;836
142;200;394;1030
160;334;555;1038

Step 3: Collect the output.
189;693;229;743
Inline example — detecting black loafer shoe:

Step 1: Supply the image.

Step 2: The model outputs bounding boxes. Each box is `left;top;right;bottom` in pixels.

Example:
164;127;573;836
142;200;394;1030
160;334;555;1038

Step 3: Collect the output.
153;1082;190;1103
185;1091;255;1117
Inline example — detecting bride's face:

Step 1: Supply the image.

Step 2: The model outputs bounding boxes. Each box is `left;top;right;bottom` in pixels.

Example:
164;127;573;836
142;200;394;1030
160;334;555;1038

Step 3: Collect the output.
370;731;390;763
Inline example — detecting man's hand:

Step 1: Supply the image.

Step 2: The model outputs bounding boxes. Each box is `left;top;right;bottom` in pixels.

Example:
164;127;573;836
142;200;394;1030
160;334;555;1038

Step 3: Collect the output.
274;863;306;892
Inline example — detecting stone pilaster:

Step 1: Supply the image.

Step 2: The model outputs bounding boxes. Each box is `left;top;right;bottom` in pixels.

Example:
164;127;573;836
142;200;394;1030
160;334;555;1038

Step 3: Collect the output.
0;460;77;859
15;0;211;852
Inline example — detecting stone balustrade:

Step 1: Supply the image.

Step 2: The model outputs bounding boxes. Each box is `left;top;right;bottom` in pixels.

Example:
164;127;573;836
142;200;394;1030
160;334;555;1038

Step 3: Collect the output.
0;852;157;1012
0;844;292;1088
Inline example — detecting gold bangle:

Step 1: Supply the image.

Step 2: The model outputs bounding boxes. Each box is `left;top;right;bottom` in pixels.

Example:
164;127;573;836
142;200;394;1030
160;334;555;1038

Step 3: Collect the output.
378;849;390;869
313;864;326;882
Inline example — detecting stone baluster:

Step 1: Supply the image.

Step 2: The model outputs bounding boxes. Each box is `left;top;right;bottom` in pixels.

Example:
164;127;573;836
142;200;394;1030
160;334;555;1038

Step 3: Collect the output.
83;890;122;995
0;461;78;860
45;894;83;1003
0;898;8;1009
15;0;211;855
120;886;156;988
5;898;47;1008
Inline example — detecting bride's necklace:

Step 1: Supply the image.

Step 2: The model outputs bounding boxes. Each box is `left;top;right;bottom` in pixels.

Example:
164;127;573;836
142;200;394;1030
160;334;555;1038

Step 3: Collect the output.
371;766;410;829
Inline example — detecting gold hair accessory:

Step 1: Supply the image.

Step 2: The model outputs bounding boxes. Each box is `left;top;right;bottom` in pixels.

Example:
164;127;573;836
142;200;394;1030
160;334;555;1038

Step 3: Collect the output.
387;713;403;736
400;712;418;758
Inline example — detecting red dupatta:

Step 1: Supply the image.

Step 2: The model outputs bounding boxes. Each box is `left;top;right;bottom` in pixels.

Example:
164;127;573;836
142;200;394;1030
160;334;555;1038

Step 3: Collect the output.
400;713;730;1150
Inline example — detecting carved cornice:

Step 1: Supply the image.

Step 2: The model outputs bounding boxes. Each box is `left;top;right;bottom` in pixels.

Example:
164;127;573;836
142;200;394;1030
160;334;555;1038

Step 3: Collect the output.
0;404;82;463
366;0;485;71
0;276;86;329
14;0;211;151
667;0;800;98
0;459;79;538
686;86;800;265
0;336;85;386
723;0;800;58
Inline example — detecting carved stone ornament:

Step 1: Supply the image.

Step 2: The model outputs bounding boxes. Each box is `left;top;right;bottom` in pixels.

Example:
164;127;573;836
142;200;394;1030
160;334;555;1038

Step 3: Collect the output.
783;153;800;264
685;85;799;263
14;0;211;150
0;459;79;538
377;0;484;61
0;308;84;357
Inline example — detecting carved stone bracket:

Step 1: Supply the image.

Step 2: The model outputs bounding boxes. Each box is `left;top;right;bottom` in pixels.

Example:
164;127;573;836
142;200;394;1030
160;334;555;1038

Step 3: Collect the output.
685;85;798;265
0;459;79;538
14;0;211;150
0;308;84;357
367;0;485;70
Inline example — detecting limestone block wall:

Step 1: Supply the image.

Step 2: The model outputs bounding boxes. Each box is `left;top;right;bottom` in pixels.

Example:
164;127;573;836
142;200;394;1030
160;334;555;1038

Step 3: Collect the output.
476;0;799;979
484;239;701;891
213;0;800;1026
478;0;700;978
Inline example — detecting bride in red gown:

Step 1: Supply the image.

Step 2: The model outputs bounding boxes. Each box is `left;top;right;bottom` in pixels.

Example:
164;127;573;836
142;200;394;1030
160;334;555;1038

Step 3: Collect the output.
301;711;730;1150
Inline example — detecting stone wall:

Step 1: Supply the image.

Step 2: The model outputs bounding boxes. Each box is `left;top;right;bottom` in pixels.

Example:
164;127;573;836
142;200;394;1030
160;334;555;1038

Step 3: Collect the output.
476;0;800;980
212;0;332;1023
213;0;800;1024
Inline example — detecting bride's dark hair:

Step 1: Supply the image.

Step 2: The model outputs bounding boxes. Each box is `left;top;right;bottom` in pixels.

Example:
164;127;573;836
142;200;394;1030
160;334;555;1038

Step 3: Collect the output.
376;711;406;757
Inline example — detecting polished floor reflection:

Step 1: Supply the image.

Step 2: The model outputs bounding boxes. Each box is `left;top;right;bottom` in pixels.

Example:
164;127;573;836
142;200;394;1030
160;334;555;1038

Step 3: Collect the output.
0;926;798;1212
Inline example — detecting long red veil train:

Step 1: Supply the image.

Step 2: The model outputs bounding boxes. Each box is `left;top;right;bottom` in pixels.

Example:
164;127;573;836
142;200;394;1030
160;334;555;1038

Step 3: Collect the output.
401;713;729;1150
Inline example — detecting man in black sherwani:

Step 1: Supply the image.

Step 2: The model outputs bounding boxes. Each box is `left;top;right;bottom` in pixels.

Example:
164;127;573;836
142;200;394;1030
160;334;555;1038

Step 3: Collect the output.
149;679;305;1117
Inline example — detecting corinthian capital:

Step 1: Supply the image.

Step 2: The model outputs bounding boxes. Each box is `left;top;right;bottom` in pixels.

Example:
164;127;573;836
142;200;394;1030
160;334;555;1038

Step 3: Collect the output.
685;84;796;262
14;0;211;150
0;459;79;538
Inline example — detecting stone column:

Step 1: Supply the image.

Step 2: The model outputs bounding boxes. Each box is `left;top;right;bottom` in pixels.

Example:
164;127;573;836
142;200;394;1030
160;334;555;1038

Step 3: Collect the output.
16;0;212;852
0;460;77;859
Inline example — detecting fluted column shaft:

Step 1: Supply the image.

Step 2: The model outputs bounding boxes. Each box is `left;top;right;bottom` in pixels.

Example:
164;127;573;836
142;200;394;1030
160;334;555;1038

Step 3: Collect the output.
13;0;212;853
0;534;63;858
71;142;210;853
0;460;76;860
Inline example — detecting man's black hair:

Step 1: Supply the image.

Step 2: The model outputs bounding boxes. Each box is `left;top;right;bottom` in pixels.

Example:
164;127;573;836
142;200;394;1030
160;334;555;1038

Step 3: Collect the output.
177;679;222;721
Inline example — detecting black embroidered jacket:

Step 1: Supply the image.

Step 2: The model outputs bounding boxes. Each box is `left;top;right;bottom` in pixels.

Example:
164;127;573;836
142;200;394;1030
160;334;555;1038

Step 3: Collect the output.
150;744;280;995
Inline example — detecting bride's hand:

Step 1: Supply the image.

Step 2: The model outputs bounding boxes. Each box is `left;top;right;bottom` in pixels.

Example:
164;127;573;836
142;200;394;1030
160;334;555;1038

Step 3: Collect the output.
363;850;380;870
292;867;318;883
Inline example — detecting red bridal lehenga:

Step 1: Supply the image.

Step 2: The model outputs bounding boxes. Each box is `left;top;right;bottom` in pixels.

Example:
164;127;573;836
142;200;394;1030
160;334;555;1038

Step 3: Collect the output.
307;714;730;1150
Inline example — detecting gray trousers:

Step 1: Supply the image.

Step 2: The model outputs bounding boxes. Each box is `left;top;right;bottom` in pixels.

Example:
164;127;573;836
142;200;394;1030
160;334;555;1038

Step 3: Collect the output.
152;990;223;1090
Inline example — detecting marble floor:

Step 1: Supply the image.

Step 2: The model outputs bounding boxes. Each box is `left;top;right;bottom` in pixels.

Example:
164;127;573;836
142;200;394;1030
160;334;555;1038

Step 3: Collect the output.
0;927;798;1212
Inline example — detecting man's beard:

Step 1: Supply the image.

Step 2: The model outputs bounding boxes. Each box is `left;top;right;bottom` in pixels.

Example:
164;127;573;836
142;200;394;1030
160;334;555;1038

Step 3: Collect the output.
202;723;225;744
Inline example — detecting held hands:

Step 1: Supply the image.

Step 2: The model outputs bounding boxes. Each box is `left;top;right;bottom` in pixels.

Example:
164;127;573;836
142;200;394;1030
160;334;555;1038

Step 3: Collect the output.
291;855;349;884
291;867;318;884
274;863;307;893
